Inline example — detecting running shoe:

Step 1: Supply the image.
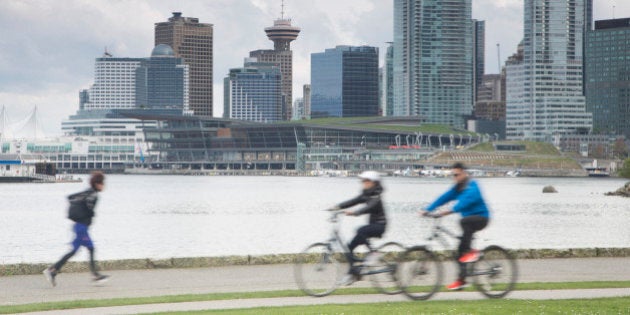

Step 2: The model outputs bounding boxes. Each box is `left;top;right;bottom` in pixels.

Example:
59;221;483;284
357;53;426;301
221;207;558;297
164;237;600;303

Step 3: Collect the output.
459;249;480;263
43;267;56;287
446;279;468;290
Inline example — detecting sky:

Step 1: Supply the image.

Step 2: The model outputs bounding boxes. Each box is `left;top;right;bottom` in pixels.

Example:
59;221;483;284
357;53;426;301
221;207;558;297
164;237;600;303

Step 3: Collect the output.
0;0;628;136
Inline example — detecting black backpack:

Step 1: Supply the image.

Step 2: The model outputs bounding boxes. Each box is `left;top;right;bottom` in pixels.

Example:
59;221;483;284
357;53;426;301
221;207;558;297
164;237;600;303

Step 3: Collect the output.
67;190;90;222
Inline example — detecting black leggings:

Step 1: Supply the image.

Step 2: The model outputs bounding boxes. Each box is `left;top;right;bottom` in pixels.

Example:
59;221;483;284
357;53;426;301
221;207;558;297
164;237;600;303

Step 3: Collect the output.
347;224;386;265
457;215;488;280
53;247;99;276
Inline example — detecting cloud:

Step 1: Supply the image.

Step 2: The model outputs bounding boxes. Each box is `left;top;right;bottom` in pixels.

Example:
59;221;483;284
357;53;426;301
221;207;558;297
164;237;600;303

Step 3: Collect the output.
0;0;628;135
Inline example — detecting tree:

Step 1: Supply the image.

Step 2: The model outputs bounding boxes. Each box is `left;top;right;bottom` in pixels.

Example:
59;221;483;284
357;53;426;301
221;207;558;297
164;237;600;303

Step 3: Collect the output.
617;158;630;178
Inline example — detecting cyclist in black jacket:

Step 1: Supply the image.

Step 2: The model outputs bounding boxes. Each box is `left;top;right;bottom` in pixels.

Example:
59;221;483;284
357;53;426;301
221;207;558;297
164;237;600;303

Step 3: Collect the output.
332;171;387;285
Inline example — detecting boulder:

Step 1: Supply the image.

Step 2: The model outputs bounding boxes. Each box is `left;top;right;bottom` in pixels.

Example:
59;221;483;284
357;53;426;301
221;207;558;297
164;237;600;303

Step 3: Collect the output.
605;181;630;197
542;185;558;193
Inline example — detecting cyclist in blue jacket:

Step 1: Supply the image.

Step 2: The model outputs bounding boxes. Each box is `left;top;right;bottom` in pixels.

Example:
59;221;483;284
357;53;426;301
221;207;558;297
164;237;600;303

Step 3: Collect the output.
421;162;490;290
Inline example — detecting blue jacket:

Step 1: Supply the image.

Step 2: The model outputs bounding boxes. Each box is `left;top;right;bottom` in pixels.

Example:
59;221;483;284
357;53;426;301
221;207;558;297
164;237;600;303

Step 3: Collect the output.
426;180;490;218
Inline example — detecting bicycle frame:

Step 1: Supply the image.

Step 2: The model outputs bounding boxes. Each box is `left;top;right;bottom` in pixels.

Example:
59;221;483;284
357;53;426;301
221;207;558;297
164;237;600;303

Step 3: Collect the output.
323;211;391;276
423;217;461;258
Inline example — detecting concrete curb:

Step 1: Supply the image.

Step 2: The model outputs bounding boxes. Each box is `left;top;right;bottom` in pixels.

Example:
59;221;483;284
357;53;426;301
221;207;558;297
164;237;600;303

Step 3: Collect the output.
2;247;629;276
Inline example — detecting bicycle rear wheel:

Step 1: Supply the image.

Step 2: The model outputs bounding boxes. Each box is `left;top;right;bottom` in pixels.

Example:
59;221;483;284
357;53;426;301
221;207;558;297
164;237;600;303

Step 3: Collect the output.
293;242;343;297
368;242;405;295
472;245;518;298
399;246;443;300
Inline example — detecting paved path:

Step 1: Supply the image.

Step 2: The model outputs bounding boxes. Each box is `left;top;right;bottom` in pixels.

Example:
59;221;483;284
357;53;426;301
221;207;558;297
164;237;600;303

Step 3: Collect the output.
1;257;629;314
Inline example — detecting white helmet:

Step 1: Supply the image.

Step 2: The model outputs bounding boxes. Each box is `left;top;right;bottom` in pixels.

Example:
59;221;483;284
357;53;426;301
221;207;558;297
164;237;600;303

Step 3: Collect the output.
358;170;381;182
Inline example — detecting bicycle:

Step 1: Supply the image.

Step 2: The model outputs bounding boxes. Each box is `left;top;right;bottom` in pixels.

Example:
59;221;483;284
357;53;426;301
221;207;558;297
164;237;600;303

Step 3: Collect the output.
293;210;406;297
399;214;518;300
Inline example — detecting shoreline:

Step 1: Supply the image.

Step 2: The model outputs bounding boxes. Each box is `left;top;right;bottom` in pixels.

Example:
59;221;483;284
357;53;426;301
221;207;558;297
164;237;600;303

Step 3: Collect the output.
2;247;628;277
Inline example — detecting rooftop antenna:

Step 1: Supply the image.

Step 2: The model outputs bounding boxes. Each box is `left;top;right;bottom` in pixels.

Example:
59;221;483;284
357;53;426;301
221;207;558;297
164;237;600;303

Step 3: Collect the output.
281;0;285;19
496;43;501;73
613;5;615;19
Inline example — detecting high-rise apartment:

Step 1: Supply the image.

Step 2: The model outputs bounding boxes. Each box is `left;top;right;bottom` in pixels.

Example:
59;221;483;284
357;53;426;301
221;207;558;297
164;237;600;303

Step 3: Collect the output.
155;12;213;116
250;16;300;121
585;18;630;138
393;0;473;128
224;58;283;123
83;53;144;110
311;46;379;118
506;0;593;141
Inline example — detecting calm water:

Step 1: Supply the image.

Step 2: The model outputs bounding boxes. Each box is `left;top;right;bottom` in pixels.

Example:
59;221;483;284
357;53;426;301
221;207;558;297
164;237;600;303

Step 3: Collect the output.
1;175;629;264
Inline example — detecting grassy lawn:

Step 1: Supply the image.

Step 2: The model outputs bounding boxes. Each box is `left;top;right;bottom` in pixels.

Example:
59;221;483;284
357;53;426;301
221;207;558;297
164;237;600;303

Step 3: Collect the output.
2;281;629;314
154;297;630;315
467;141;561;156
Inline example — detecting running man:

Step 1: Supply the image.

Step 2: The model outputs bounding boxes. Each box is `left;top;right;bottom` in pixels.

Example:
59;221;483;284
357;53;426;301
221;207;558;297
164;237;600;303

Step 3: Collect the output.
43;171;109;286
420;162;490;290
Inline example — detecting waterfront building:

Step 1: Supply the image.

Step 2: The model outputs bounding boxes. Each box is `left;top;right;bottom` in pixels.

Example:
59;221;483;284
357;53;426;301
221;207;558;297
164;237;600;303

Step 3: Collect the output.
393;0;473;129
224;58;283;123
505;0;593;141
135;44;190;112
249;13;300;121
383;43;394;116
82;54;144;110
311;46;379;118
125;114;477;172
155;12;213;116
585;18;630;138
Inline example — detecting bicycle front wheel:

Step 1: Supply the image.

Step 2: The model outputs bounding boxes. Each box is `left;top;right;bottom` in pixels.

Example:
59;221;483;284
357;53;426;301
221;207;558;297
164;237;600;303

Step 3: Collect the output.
368;242;406;295
399;246;443;300
293;243;343;297
472;245;518;298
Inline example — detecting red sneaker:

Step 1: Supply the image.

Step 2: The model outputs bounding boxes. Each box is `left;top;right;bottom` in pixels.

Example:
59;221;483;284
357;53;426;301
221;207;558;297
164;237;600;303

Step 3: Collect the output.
459;249;480;263
446;279;467;290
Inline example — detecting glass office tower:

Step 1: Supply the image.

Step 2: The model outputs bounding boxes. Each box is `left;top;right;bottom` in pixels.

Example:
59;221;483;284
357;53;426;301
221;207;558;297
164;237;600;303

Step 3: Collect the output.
224;58;282;123
136;44;189;112
393;0;473;128
585;18;630;138
311;46;379;118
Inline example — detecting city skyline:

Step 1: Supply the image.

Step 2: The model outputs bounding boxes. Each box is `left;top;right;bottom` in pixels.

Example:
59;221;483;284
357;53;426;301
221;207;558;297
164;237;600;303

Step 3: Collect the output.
0;0;628;135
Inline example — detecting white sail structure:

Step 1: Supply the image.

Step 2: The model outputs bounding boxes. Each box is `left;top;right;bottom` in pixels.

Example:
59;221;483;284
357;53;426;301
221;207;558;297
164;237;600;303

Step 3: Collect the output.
0;106;15;141
10;106;48;140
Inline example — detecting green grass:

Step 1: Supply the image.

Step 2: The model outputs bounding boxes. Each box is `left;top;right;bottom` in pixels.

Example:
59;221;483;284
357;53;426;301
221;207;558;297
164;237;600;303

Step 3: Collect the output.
154;297;630;315
2;281;629;314
468;141;561;156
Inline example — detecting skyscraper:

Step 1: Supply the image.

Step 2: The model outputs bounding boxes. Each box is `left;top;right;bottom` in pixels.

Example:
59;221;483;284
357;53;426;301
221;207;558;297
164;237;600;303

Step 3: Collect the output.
155;12;213;117
505;0;593;141
393;0;474;129
135;44;189;112
473;20;486;102
83;53;144;110
384;43;394;116
250;13;300;121
585;18;630;138
224;58;283;123
311;46;379;118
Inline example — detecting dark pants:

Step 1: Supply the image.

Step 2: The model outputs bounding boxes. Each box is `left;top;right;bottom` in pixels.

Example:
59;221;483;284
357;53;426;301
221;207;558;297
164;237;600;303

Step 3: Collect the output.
457;215;488;280
346;224;385;274
53;223;99;276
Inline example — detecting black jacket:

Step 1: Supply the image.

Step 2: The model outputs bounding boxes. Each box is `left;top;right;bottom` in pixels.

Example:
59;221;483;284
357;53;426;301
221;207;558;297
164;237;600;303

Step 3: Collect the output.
68;188;98;226
337;183;387;225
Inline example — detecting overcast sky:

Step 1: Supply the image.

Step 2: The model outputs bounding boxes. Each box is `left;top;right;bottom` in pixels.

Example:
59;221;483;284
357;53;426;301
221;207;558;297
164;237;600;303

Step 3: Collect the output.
0;0;628;136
